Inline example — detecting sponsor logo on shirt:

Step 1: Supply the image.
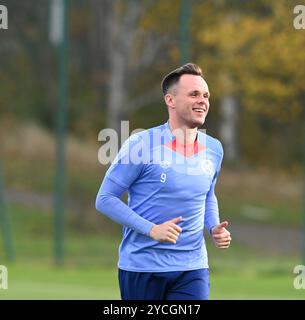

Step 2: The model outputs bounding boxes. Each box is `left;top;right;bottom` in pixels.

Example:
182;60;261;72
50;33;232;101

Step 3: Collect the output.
159;160;172;169
201;160;214;177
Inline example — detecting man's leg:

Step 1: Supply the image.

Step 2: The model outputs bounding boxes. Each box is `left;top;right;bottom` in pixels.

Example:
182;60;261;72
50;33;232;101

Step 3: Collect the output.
165;269;210;300
118;269;168;300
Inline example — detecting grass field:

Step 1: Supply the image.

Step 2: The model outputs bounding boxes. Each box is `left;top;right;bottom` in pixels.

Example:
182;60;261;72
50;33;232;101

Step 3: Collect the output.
0;258;304;300
0;205;304;300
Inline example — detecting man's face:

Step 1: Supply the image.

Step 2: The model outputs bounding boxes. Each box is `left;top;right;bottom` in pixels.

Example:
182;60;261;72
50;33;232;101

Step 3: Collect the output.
166;74;210;128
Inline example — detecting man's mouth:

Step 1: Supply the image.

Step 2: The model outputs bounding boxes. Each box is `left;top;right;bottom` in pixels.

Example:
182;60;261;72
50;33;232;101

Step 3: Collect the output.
192;108;205;114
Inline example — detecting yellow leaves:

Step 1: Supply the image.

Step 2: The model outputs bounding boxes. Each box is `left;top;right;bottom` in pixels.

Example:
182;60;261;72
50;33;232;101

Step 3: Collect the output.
195;1;305;122
140;0;179;32
198;15;272;54
242;75;301;122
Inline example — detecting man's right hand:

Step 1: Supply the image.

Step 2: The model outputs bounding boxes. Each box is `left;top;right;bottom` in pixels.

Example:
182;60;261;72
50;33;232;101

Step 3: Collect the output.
149;217;183;244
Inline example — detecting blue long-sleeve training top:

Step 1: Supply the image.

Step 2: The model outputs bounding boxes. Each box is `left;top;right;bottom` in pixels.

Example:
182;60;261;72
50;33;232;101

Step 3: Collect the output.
96;121;223;272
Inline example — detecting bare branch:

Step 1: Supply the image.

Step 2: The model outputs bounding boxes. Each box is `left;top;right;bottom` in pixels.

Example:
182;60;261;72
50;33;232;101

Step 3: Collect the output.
126;86;162;113
137;33;170;69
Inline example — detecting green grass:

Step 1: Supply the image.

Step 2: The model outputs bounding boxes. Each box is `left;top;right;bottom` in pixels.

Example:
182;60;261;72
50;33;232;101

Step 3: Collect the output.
216;169;302;227
211;274;305;299
0;200;304;300
208;245;305;299
0;205;122;299
3;207;121;268
0;263;120;300
220;197;302;227
0;260;304;300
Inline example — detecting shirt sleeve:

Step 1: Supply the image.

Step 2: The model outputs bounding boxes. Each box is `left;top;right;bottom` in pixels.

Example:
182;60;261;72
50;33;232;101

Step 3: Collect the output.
204;140;224;234
95;134;155;236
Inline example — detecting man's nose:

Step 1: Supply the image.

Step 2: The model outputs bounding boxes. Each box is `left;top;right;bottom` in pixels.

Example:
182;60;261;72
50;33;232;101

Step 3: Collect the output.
197;97;209;110
197;95;205;104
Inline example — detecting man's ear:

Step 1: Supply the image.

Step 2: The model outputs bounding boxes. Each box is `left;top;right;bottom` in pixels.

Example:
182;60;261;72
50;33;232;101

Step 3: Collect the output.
164;93;175;110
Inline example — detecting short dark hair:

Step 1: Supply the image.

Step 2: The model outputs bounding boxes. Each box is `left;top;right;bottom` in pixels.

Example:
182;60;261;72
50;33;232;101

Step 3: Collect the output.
161;63;203;95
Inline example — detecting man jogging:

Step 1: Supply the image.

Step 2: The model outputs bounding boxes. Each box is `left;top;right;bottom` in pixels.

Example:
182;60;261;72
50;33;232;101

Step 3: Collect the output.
96;63;231;300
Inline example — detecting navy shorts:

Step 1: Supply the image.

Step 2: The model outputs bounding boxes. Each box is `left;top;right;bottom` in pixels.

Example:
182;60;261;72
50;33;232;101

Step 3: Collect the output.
118;268;210;300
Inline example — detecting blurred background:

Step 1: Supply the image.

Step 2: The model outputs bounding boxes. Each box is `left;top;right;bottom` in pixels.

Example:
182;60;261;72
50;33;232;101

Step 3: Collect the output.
0;0;304;299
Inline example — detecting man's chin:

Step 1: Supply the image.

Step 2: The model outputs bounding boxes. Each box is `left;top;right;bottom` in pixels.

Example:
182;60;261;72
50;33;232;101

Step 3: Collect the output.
181;117;206;128
192;118;206;128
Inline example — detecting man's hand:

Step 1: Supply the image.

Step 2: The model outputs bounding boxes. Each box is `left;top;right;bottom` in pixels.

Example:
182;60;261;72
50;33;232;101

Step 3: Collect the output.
149;217;183;244
211;221;231;249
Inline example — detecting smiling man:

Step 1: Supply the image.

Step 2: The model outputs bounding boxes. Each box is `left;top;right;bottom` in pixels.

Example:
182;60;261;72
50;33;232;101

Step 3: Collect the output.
96;63;231;300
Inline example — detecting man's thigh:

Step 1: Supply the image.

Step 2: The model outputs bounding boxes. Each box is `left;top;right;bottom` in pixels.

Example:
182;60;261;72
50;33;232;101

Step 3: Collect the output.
166;269;210;300
118;268;209;300
118;269;168;300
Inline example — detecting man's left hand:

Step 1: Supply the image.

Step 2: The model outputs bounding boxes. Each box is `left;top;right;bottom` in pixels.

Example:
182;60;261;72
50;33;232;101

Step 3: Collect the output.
211;221;231;249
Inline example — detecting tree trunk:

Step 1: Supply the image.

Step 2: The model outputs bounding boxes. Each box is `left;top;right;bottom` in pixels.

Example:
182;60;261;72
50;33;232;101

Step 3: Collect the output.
95;0;168;138
105;0;141;138
107;51;128;136
219;95;239;163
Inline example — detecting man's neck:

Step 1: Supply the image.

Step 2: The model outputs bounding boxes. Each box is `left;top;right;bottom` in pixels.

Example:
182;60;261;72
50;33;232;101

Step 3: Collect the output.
168;119;198;145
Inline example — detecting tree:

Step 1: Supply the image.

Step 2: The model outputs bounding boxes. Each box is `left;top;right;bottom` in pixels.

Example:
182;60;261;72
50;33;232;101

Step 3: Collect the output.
194;0;305;167
91;0;178;138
